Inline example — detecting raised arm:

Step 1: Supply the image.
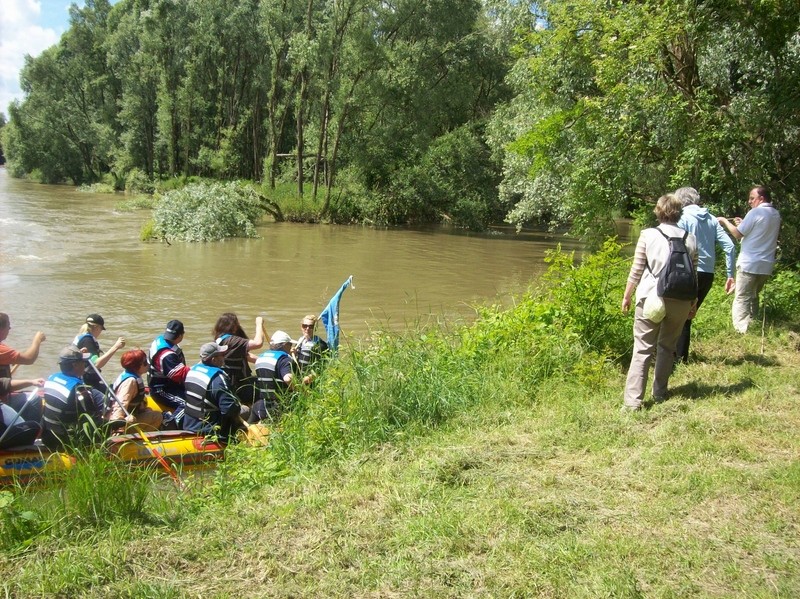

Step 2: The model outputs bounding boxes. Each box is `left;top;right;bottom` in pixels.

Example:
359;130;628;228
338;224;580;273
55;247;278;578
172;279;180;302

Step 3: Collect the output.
13;331;46;365
94;337;126;370
247;316;266;350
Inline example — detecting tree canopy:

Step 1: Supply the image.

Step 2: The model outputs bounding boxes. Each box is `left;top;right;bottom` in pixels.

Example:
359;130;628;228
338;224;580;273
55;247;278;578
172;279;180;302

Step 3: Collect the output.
489;0;800;259
2;0;799;259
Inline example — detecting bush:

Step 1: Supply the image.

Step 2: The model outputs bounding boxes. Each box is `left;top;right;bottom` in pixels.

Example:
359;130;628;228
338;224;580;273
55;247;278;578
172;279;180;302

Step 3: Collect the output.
77;183;115;194
125;168;155;195
140;219;156;241
117;195;157;211
0;489;47;554
765;268;800;322
150;181;265;242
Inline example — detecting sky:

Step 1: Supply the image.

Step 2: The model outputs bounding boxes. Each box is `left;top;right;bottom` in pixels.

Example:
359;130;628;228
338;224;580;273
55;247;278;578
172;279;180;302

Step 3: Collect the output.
0;0;80;117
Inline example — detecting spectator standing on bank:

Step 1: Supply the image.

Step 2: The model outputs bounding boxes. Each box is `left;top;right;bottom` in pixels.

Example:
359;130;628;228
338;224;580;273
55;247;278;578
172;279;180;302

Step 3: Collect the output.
621;194;698;411
717;186;781;334
674;187;736;362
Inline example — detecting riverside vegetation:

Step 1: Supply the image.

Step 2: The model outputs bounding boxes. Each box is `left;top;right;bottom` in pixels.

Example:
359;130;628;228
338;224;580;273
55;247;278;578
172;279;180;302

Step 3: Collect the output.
1;242;798;598
1;1;800;262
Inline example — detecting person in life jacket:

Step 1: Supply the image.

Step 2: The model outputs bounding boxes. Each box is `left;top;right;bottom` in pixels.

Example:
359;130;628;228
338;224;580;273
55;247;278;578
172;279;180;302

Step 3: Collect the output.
0;376;44;450
72;313;125;394
182;342;245;443
41;346;106;451
211;313;266;406
250;330;299;424
0;312;46;421
108;349;163;432
292;315;328;384
148;320;190;424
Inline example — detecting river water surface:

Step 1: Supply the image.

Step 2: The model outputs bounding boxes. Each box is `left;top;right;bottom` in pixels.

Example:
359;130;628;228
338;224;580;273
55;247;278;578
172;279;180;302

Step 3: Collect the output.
1;167;589;380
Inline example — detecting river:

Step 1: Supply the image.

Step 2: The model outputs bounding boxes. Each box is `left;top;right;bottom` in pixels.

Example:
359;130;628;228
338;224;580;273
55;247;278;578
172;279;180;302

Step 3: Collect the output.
1;167;590;380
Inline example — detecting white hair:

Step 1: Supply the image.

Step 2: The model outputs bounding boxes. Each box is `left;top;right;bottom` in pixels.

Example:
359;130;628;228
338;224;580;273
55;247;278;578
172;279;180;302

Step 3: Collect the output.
674;187;701;207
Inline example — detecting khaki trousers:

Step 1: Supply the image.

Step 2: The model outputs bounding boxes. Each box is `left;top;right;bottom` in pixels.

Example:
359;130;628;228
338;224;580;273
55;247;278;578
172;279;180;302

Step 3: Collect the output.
624;297;692;408
732;270;771;333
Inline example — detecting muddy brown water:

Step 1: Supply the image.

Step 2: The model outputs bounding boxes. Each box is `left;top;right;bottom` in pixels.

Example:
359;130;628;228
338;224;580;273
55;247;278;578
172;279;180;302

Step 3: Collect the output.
1;167;610;382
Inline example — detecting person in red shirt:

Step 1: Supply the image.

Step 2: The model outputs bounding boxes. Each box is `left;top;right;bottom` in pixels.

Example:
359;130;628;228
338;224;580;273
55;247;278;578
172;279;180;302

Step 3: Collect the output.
0;312;46;418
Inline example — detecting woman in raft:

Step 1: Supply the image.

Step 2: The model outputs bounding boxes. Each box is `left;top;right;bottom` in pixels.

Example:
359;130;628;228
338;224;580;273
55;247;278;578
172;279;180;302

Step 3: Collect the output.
211;313;266;405
108;349;163;432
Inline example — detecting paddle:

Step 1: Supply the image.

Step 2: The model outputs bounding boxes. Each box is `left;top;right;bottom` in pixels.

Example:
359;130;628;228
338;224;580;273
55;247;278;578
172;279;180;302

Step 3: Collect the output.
0;388;40;448
85;360;184;488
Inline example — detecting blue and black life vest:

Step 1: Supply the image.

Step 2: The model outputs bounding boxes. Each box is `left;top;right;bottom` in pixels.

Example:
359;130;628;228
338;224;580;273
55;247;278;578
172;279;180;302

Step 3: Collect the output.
112;371;146;406
295;336;326;371
148;336;185;384
255;350;291;402
184;364;225;421
43;373;92;437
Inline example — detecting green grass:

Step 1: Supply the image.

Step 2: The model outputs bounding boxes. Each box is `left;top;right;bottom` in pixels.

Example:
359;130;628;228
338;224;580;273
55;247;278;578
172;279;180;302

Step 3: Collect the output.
2;245;798;597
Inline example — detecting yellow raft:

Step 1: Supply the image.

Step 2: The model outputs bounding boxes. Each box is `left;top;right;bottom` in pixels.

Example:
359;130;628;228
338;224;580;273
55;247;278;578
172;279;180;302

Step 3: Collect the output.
0;426;272;486
0;395;270;485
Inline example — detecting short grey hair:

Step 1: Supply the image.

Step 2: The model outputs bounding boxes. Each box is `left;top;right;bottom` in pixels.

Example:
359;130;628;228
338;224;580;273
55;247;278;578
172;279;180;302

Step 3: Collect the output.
674;187;700;207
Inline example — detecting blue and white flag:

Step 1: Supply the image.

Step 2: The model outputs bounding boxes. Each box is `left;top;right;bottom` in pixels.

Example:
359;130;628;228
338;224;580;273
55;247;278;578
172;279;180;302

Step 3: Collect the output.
319;276;354;352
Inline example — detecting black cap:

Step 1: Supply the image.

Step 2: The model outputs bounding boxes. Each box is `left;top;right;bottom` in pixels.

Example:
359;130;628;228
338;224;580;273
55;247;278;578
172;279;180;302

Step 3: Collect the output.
164;319;185;342
86;314;106;330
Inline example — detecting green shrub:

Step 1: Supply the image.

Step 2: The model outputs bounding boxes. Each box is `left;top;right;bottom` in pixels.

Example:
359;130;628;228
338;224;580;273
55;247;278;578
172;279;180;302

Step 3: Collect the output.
58;451;154;528
117;195;156;211
77;182;115;194
151;181;265;242
28;168;45;183
125;168;155;195
765;268;800;322
0;489;48;554
140;219;156;241
539;239;631;357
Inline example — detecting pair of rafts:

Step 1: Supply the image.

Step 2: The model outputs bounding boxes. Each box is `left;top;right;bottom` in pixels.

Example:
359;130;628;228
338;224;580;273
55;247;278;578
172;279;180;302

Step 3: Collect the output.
0;412;269;486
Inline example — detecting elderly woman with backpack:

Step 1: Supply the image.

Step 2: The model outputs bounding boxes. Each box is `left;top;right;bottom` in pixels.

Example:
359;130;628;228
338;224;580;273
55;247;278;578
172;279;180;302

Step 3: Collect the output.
621;193;699;411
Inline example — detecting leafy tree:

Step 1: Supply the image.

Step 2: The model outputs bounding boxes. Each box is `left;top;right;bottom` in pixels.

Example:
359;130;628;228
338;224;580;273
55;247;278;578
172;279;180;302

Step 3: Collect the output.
490;0;800;260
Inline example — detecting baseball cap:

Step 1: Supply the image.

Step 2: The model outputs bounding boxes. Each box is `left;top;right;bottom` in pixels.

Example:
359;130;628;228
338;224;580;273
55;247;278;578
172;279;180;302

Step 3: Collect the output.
199;342;228;360
86;314;106;330
164;319;185;342
270;330;294;345
59;345;91;363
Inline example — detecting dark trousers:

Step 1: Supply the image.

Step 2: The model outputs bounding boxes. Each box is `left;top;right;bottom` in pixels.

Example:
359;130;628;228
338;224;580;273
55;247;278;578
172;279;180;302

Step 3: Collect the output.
675;271;715;363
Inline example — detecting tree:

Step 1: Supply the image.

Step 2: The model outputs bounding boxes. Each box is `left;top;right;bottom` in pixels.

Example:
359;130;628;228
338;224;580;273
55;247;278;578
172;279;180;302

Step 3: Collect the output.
490;0;800;260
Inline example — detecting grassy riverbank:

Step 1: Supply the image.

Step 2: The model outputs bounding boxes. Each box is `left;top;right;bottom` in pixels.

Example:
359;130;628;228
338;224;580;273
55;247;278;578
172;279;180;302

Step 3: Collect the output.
2;244;799;598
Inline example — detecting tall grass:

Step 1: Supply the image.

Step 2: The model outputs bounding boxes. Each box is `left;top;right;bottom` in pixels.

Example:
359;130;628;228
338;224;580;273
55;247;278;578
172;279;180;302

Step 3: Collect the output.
208;240;635;497
0;448;179;555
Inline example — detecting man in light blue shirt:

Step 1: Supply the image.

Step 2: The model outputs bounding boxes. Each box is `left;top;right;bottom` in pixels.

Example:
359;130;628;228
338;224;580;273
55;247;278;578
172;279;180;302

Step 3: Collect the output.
718;186;781;333
675;187;736;362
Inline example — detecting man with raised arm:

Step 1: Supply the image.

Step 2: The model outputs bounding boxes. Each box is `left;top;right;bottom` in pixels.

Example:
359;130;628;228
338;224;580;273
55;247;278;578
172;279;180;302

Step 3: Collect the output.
717;186;781;334
0;312;46;419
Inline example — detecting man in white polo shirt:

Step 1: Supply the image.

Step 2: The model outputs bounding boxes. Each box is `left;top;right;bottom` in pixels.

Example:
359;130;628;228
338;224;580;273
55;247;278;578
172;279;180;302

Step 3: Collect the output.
718;186;781;333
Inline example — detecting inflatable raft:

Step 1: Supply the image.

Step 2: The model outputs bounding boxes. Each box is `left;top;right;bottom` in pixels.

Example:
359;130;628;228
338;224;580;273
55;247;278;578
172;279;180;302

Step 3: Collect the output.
0;430;227;485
